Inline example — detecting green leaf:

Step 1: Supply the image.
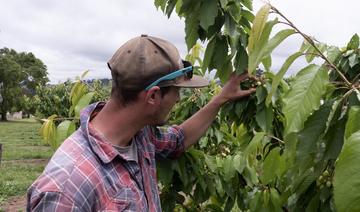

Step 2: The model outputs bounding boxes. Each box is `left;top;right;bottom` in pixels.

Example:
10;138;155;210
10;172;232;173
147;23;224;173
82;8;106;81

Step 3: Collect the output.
212;35;228;70
247;4;271;53
263;29;296;57
283;65;329;135
179;0;199;15
80;70;90;79
345;106;360;139
249;27;295;74
234;43;248;74
199;0;218;31
56;120;76;148
266;51;303;106
233;153;246;174
326;46;341;63
256;86;267;105
40;118;57;147
205;155;217;172
305;45;317;63
74;92;95;118
157;158;174;187
243;164;259;185
249;191;262;211
348;53;359;68
323;117;346;161
219;0;228;8
165;0;177;17
224;196;235;212
244;132;265;157
205;14;225;39
269;188;282;210
202;36;216;72
227;1;242;23
347;33;359;50
217;57;233;84
241;9;254;23
296;101;333;171
210;35;230;81
299;39;310;53
223;156;236;182
255;104;273;132
185;9;200;50
262;147;285;184
334;131;360;212
241;0;252;10
307;43;327;63
248;19;278;74
154;0;167;11
70;81;88;107
224;13;236;37
306;193;320;212
262;55;271;71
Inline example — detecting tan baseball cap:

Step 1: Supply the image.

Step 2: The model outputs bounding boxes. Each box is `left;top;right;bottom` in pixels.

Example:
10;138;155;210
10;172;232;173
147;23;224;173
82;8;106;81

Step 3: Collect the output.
108;34;209;90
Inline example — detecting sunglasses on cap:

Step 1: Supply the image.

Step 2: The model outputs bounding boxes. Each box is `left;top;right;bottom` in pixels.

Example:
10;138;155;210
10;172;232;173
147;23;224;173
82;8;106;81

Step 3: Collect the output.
145;60;193;90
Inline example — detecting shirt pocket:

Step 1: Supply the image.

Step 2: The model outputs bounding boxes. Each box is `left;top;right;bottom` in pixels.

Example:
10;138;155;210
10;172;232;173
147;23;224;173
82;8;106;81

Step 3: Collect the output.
107;187;137;211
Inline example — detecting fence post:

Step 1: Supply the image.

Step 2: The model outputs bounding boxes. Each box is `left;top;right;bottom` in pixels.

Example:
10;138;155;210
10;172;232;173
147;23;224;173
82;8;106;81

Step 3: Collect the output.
0;143;2;165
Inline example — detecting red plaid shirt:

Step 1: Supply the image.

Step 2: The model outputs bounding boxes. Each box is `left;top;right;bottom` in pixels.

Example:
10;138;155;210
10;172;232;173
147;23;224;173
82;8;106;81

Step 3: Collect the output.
27;102;185;211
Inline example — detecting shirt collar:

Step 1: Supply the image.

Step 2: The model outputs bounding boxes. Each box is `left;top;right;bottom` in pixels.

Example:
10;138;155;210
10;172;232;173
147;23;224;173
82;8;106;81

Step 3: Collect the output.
80;102;118;163
80;102;151;164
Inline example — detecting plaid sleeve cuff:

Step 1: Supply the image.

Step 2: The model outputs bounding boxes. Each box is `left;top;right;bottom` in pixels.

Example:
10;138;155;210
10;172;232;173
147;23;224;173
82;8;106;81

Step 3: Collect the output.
149;125;185;159
168;125;185;158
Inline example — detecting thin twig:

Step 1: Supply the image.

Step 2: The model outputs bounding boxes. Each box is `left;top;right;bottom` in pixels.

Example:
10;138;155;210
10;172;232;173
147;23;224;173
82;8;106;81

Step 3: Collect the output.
330;81;347;86
301;52;323;58
278;21;293;28
266;134;285;145
270;5;352;87
342;88;355;102
352;72;360;83
53;117;78;121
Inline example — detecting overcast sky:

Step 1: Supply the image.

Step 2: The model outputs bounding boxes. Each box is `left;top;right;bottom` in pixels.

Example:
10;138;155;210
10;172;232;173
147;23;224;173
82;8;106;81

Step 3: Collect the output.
1;0;359;83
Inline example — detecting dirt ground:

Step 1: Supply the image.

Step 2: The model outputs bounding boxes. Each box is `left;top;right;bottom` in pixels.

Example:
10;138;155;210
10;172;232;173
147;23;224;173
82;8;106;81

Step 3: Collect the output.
0;195;27;212
0;159;48;212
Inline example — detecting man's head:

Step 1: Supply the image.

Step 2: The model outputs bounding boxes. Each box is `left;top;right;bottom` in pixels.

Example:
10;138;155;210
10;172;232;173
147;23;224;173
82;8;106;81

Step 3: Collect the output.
107;34;209;105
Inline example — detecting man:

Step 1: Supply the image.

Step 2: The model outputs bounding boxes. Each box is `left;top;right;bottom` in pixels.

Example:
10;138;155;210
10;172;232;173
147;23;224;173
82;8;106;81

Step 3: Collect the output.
27;35;255;211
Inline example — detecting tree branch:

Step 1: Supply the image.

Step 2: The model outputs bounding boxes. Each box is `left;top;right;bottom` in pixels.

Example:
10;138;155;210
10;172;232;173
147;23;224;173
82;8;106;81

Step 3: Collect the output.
270;5;352;87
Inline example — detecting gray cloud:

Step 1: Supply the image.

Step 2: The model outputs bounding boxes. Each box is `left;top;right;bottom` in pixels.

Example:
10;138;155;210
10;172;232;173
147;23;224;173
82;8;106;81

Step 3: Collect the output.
0;0;186;83
1;0;359;83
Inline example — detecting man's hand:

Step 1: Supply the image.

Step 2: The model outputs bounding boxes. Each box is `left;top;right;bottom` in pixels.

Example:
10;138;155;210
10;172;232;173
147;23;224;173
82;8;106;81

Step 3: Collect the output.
215;72;257;105
180;71;257;149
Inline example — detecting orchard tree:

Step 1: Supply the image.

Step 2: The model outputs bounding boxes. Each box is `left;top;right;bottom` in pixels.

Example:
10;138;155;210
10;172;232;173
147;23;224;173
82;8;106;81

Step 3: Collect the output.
152;0;360;211
0;48;48;120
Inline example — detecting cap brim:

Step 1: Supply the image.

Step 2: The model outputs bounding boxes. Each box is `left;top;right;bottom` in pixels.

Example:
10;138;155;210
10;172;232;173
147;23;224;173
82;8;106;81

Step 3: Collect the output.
173;75;209;88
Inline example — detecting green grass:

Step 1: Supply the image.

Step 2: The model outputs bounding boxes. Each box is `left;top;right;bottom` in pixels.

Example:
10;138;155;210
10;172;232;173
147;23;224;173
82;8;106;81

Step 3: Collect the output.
0;120;53;160
0;162;46;205
0;119;53;206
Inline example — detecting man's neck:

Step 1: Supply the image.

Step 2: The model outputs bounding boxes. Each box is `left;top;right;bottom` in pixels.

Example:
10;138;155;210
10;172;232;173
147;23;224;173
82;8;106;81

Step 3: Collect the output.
90;99;146;147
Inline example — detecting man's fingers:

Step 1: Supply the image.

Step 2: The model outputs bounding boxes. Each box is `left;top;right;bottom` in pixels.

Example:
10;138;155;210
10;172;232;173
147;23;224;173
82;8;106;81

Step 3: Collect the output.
232;71;249;82
240;88;256;97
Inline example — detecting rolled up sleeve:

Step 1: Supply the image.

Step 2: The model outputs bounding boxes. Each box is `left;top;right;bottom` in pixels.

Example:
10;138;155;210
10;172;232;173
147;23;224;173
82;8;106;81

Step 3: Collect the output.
148;125;185;159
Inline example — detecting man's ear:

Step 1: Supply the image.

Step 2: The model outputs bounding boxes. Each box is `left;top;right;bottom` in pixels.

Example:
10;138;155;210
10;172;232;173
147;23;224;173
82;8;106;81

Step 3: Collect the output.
144;86;161;106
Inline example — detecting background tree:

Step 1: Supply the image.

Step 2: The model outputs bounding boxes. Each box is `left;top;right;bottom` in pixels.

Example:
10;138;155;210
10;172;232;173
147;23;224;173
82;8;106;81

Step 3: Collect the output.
0;48;48;121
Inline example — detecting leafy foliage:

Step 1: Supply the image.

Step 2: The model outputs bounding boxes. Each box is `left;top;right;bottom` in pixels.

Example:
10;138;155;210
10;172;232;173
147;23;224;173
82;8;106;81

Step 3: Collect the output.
153;0;360;211
0;48;48;120
34;82;72;119
37;74;110;148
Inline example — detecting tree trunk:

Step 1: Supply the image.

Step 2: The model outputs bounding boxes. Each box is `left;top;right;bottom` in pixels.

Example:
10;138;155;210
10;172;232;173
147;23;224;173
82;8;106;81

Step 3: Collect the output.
1;111;7;121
